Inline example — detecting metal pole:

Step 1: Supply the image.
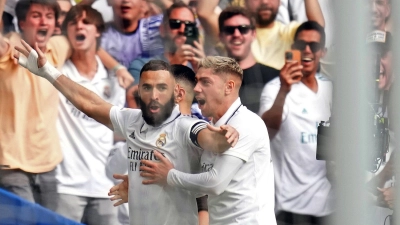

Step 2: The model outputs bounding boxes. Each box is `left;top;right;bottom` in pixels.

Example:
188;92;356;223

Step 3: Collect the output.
388;0;400;223
332;0;373;224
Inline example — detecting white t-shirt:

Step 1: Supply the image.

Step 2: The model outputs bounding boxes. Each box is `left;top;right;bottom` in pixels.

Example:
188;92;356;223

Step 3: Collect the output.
107;142;130;225
201;98;276;225
259;74;334;216
55;57;125;198
110;105;205;225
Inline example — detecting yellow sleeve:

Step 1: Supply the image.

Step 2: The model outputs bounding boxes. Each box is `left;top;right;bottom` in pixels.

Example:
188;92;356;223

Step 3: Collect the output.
281;21;301;42
47;35;72;67
0;39;14;71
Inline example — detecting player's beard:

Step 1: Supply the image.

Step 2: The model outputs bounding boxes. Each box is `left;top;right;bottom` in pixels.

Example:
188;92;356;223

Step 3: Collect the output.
255;5;278;27
139;93;176;127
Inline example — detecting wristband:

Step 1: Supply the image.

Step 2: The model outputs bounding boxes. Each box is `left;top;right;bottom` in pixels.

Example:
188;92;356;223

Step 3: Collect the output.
38;61;62;83
112;64;126;74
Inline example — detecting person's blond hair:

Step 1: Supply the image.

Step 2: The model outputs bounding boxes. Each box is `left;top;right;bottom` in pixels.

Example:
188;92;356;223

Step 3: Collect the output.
198;56;243;80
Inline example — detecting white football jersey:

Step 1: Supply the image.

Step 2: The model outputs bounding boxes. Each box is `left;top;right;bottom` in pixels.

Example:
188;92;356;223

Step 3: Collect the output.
110;105;204;225
55;57;125;198
201;98;276;225
259;74;334;216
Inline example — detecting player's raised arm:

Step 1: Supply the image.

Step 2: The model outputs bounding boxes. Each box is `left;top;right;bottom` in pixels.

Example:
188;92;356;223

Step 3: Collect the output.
194;123;239;154
15;40;114;129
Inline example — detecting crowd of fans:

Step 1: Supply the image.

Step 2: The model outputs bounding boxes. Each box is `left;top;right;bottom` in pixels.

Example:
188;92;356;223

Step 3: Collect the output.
0;0;395;225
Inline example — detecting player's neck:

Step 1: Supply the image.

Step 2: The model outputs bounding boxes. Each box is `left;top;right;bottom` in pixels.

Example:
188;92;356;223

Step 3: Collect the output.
114;17;139;33
71;49;98;80
301;72;318;93
237;53;256;70
178;102;192;115
212;96;239;123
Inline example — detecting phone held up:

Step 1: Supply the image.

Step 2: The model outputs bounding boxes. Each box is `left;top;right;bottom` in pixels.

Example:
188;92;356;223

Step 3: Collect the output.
184;24;199;47
285;50;301;62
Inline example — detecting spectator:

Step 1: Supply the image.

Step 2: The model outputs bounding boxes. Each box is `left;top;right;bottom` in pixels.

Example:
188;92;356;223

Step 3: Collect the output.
218;6;279;113
129;2;205;82
2;0;18;33
0;0;68;207
100;0;164;68
245;0;324;70
0;0;130;206
127;2;205;109
45;5;125;224
369;0;390;31
54;0;72;35
106;142;130;225
259;21;333;225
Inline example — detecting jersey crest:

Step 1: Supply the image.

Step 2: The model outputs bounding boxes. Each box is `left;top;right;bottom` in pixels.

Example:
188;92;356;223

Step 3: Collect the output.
156;133;167;148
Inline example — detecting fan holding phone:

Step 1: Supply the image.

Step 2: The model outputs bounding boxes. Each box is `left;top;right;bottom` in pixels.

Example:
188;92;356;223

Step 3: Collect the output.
166;16;205;71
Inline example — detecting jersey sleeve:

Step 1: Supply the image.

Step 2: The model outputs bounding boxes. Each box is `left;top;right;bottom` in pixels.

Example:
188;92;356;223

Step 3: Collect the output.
176;116;208;149
167;154;244;195
222;116;264;162
110;106;140;139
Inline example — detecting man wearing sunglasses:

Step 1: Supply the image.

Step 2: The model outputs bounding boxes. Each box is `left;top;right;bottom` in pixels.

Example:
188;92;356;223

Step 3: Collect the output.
218;6;279;114
128;1;205;82
259;21;334;225
245;0;324;70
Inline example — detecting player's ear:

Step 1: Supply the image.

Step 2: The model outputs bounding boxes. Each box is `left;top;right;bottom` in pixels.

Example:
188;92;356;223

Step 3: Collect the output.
225;79;235;95
176;85;185;103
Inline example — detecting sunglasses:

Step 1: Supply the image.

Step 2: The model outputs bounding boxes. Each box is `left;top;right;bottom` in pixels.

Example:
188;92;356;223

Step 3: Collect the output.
169;19;196;30
292;40;323;53
222;25;254;35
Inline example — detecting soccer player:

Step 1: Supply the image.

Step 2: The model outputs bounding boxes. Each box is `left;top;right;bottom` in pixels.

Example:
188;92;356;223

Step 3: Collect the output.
14;42;238;225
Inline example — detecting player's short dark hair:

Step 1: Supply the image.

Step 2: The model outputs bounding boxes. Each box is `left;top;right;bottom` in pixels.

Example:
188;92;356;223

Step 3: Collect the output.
16;0;60;32
294;21;326;48
162;1;196;26
218;6;255;33
62;5;105;49
140;60;173;78
170;64;196;89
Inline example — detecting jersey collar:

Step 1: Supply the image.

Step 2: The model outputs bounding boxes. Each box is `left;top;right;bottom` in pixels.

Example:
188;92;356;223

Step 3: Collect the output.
212;98;242;127
140;104;181;133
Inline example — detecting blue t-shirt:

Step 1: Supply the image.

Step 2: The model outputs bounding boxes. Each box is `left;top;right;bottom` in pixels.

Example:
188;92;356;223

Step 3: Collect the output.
101;14;164;68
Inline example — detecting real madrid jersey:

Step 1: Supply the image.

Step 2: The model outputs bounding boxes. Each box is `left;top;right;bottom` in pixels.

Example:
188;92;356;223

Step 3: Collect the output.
56;56;126;198
259;74;334;216
110;105;204;225
199;98;276;225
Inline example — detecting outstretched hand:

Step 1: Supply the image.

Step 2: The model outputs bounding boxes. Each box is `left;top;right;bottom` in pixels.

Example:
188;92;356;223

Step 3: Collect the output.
108;174;129;207
140;150;174;185
14;40;47;71
207;124;239;148
14;40;61;83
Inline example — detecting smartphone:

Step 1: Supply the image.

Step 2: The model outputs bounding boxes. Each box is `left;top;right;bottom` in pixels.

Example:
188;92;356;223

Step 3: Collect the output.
184;25;199;46
285;50;301;62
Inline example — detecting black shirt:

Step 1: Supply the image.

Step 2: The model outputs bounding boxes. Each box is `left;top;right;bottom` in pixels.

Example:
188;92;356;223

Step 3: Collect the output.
240;63;280;113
